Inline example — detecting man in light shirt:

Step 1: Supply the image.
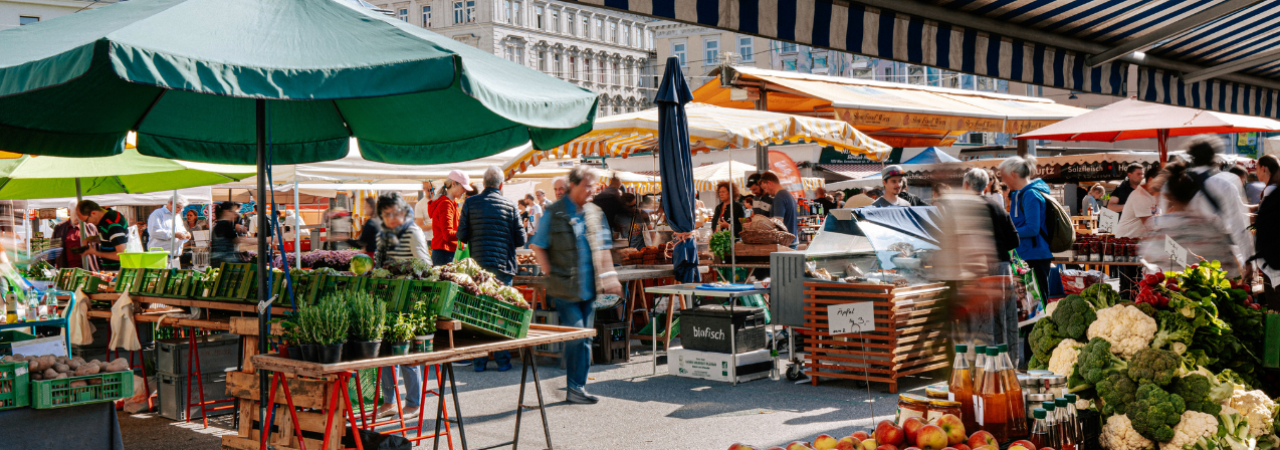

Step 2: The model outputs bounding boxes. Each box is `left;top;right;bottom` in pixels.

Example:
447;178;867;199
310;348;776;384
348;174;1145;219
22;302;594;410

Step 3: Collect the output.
1115;166;1161;239
413;180;435;247
148;194;191;261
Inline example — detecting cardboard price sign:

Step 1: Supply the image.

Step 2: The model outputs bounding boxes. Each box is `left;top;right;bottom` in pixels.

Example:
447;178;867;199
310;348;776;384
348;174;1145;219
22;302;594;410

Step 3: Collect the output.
826;301;875;336
1165;236;1189;268
1097;209;1119;233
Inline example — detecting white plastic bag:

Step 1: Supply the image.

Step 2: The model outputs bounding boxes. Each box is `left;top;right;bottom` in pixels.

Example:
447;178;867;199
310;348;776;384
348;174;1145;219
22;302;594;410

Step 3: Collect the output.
108;292;141;351
124;225;143;253
68;289;95;346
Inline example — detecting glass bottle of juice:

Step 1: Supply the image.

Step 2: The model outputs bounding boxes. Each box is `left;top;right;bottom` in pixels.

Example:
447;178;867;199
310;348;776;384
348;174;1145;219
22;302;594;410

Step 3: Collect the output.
973;344;989;392
950;344;978;433
1042;401;1059;449
1030;408;1051;449
1056;398;1076;450
999;344;1028;440
979;346;1007;442
1065;394;1084;449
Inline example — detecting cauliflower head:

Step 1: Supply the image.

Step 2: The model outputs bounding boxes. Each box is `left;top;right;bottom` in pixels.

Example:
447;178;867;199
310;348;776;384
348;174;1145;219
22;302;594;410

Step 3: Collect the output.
1049;338;1085;376
1087;305;1158;359
1102;414;1155;450
1224;388;1277;438
1159;411;1219;450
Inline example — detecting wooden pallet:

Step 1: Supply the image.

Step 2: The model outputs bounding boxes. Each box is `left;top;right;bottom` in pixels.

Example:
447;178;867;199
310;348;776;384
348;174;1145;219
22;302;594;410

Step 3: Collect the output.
801;281;951;393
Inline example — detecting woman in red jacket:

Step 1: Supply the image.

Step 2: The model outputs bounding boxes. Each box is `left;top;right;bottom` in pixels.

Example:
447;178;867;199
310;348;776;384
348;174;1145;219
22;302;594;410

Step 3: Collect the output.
428;170;474;265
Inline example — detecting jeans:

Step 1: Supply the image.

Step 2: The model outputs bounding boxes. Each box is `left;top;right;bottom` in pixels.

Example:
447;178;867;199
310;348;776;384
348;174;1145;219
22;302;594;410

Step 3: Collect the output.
431;249;454;266
380;365;423;408
553;297;596;391
474;269;514;367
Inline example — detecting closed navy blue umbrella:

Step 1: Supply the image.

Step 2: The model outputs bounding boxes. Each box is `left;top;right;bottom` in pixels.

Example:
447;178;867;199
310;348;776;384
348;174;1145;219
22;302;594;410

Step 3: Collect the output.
655;57;700;283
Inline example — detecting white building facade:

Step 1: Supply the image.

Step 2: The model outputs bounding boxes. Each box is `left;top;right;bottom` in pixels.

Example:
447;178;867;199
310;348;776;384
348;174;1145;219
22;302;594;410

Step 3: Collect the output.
374;0;657;115
0;0;115;30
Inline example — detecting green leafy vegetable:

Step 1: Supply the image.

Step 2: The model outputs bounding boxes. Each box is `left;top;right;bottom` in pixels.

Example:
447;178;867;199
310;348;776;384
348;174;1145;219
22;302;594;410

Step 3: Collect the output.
1125;383;1186;442
1128;347;1181;386
1052;294;1098;340
1030;319;1065;361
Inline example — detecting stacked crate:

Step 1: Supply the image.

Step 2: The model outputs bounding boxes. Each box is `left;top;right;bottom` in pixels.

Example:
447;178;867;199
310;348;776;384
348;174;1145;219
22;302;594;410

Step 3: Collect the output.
153;333;240;421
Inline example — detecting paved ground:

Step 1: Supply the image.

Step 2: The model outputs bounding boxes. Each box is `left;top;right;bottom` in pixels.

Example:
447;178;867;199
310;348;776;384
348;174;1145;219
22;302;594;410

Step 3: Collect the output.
119;347;944;450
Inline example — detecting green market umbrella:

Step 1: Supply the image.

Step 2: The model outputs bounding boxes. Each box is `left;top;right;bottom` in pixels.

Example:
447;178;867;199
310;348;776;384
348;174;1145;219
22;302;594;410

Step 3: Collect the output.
0;147;255;200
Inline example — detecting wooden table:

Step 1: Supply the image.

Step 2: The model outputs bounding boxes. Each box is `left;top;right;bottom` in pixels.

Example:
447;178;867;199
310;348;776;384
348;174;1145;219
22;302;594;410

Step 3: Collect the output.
249;324;595;450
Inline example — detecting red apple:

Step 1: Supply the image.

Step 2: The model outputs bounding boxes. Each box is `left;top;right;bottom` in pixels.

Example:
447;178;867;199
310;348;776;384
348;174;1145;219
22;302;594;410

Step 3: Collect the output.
1008;446;1030;450
902;417;927;445
916;425;949;450
813;435;839;450
903;447;921;450
786;442;814;450
1011;441;1036;450
977;445;999;450
852;431;872;441
875;420;906;447
952;444;971;450
875;445;899;450
966;431;997;450
1040;448;1056;450
942;448;958;450
934;414;966;446
837;437;862;450
728;445;761;450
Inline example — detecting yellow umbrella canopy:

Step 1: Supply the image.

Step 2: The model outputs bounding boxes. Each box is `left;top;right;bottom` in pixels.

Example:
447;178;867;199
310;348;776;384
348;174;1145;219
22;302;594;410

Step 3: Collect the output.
549;103;892;161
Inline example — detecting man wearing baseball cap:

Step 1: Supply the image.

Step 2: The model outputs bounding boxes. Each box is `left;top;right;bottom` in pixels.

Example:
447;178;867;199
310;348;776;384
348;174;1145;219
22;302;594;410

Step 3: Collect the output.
428;170;475;265
873;165;913;207
746;172;773;217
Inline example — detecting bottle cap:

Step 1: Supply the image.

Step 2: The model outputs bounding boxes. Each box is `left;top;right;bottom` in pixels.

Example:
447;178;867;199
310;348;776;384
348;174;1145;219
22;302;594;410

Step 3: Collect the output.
1056;398;1068;406
956;344;967;352
997;343;1009;352
1042;401;1056;411
975;344;986;351
1065;394;1078;402
1034;408;1046;419
986;346;999;356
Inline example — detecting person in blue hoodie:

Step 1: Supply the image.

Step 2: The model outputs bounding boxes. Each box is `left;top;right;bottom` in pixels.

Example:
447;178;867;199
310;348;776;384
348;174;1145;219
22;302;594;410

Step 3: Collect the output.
999;156;1052;301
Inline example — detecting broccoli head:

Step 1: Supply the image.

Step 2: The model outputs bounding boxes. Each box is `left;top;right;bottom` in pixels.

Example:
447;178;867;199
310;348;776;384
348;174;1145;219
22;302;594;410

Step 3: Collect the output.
1030;318;1065;361
1028;354;1048;371
1128;347;1181;386
1078;337;1130;385
1169;373;1230;416
1052;294;1098;340
1097;372;1139;416
1084;282;1122;309
1125;383;1186;442
1151;310;1197;351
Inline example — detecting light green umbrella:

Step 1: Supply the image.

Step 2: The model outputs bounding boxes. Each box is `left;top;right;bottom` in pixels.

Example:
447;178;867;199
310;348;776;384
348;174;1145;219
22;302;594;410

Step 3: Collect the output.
0;147;255;200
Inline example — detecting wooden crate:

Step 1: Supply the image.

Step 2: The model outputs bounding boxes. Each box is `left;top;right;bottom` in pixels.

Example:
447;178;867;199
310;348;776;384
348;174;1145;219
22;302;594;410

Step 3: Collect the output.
801;281;951;393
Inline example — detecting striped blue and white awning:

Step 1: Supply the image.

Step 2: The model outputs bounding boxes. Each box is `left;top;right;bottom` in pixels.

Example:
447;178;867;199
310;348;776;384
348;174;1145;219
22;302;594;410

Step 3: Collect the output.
567;0;1280;119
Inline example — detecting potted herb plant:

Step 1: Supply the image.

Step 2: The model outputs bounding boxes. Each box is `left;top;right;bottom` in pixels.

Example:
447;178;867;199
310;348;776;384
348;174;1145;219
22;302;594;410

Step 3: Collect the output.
307;292;350;364
346;291;385;359
387;313;414;356
409;301;437;353
278;316;304;360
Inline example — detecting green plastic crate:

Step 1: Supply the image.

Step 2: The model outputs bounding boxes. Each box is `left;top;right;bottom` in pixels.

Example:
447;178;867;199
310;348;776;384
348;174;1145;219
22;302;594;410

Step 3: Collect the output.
0;360;30;410
318;275;367;296
1265;313;1280;369
158;269;200;298
129;269;163;296
365;278;408;311
450;291;532;339
54;268;78;290
31;370;133;409
215;263;257;301
287;272;321;305
400;281;458;317
0;330;37;356
114;268;140;293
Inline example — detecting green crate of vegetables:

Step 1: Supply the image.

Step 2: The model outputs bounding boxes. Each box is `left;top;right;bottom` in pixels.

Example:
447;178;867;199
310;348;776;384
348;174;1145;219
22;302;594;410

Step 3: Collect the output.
450;291;532;340
54;268;79;290
215;263;257;301
0;330;37;356
194;266;222;300
0;360;30;410
365;277;408;311
400;280;459;317
114;268;140;293
32;369;133;409
317;274;367;295
287;270;321;304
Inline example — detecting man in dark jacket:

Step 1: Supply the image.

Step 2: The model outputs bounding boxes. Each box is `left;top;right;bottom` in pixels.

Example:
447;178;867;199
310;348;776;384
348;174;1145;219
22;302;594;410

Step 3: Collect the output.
457;165;526;371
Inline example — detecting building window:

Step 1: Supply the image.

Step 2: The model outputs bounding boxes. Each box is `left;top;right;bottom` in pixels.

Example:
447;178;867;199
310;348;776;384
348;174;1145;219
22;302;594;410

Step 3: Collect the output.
535;6;543;28
610;22;617;43
398;8;408;21
623;27;630;47
553;54;563;77
783;60;797;71
564;12;573;34
454;0;475;23
814;57;827;68
422;6;432;27
599;60;606;83
538;51;547;71
505;46;514;61
515;47;524;65
582;17;589;38
738;36;753;61
780;42;797;53
672;42;686;66
647;30;655;50
569;56;577;80
513;1;522;26
599;97;609;117
704;37;719;65
583;57;592;82
625;62;633;85
19;16;38;25
595;18;603;40
612;62;620;85
504;1;512;23
550;10;559;32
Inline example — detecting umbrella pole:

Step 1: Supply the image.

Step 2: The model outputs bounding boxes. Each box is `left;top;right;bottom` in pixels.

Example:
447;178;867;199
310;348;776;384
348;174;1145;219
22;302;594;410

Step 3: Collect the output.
1158;129;1170;167
730;147;736;281
294;181;300;270
75;178;89;268
254;99;270;431
171;190;178;267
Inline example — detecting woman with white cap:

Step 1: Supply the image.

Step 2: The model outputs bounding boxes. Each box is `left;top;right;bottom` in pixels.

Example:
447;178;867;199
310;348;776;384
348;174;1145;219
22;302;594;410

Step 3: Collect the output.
428;170;474;265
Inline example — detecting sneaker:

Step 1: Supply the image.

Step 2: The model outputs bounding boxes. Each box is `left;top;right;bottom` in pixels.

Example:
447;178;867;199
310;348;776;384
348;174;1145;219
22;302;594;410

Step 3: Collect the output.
401;407;421;421
566;388;599;404
474;362;486;372
375;403;398;419
496;363;512;372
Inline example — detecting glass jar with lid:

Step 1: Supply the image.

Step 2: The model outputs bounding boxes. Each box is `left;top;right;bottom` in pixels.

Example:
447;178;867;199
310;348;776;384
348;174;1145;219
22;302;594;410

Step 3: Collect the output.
895;394;930;423
1042;375;1067;399
925;385;951;400
926;399;963;423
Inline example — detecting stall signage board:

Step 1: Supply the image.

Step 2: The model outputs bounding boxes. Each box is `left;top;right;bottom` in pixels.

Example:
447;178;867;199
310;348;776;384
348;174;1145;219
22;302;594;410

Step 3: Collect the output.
827;301;875;336
1097;209;1119;233
1165;236;1189;268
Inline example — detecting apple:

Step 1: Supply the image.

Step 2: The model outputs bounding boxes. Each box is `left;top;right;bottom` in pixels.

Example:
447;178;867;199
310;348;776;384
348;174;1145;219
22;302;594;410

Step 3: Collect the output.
729;445;759;450
966;431;997;450
904;447;922;450
875;445;899;450
916;425;949;450
852;431;872;441
977;445;999;450
860;439;878;450
902;417;927;445
1008;446;1029;450
787;442;814;450
1011;441;1036;450
875;420;906;447
813;435;839;450
952;444;971;450
837;437;862;450
934;414;966;446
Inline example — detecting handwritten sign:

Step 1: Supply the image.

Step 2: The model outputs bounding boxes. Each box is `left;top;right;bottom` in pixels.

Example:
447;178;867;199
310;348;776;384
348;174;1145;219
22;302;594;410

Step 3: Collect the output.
1165;236;1189;268
1097;209;1119;233
827;302;876;336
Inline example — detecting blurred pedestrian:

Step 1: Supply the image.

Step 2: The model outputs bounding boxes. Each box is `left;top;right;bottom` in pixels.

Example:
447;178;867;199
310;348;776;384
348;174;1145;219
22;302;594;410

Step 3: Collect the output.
1250;155;1279;294
614;193;651;250
1108;164;1145;217
1228;165;1249;199
1000;156;1052;301
457;166;524;371
1246;173;1265;206
525;193;543;230
1115;166;1162;297
373;192;427;420
813;186;837;213
210;201;253;266
592;175;626;230
358;197;381;257
413;181;435;247
1179;139;1251;278
553;177;568;200
713;181;745;239
531;165;622;404
429;170;473;265
759;172;798;247
1140;161;1240;276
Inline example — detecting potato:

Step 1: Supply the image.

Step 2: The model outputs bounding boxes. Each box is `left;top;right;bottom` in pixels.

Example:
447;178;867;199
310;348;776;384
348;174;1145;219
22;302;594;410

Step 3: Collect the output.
105;360;130;373
55;356;68;364
67;360;81;370
31;373;41;381
74;364;100;376
69;380;87;388
55;373;68;379
27;359;40;372
71;356;84;364
88;359;101;366
54;364;70;374
43;368;58;379
39;355;56;368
